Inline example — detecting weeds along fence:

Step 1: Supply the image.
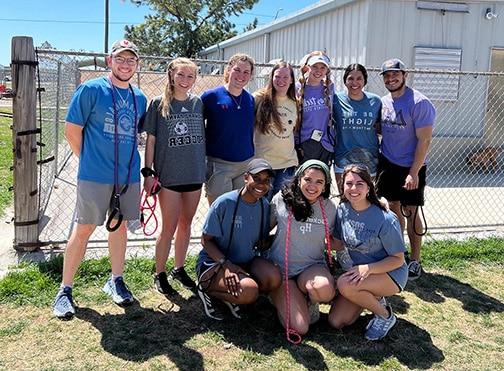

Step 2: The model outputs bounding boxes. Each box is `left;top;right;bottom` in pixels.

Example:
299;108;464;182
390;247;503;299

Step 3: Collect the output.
11;45;504;251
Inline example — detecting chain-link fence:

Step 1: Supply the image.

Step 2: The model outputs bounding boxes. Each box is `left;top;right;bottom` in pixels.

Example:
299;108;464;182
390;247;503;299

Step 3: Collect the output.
32;49;503;252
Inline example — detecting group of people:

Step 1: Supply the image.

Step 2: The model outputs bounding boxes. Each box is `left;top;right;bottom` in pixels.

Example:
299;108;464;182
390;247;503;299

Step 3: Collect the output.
52;39;436;342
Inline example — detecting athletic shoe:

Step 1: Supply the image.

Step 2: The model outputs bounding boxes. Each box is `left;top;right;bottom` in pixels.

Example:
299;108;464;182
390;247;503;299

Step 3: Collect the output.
53;286;75;319
154;272;177;296
223;300;241;319
336;249;354;271
169;266;196;289
197;288;224;321
102;277;134;305
308;301;320;324
364;305;397;341
408;260;423;281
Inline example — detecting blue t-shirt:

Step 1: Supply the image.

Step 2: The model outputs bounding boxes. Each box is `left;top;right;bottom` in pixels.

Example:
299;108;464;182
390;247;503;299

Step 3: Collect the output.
197;190;270;266
202;86;255;162
333;91;381;174
333;202;408;290
380;87;436;167
66;76;147;184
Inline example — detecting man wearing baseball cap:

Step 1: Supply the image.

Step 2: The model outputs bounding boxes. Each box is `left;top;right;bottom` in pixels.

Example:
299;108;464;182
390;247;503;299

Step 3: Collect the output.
52;40;147;318
196;158;281;320
376;58;436;281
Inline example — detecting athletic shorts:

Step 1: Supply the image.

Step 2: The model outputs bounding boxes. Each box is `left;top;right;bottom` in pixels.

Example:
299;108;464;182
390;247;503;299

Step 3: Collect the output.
165;183;202;193
205;156;250;201
375;154;426;206
298;139;333;166
75;180;140;225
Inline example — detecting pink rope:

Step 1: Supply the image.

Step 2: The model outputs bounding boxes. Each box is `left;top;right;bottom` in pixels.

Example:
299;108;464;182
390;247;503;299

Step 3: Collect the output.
319;198;333;266
140;177;160;236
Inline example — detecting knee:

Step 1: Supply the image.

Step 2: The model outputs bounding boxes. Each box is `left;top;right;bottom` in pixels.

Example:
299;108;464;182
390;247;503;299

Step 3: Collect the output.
336;277;355;298
73;224;95;240
328;313;350;330
307;277;335;302
261;267;282;292
237;279;259;304
280;312;309;336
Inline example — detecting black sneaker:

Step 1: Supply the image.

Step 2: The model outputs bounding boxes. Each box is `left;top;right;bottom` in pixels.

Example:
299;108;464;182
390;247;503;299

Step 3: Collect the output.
223;300;241;319
154;272;177;296
197;288;224;320
169;266;196;289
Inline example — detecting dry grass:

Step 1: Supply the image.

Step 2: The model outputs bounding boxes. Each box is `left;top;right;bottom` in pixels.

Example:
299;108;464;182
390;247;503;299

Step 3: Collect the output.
0;261;503;370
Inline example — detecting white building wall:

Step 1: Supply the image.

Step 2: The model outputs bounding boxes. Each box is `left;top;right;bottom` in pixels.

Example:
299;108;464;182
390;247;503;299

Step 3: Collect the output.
222;35;266;62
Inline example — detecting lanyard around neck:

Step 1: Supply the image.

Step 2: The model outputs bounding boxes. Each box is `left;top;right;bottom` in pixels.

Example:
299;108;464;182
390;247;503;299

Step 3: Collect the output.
108;77;138;194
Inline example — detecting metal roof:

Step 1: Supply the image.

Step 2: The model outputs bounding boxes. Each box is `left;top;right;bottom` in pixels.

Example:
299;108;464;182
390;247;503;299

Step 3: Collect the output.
200;0;358;55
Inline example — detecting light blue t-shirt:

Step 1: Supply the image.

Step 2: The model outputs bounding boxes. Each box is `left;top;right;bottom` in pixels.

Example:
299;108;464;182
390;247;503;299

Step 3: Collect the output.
197;190;270;266
66;76;147;184
333;91;381;174
333;202;408;290
381;87;436;167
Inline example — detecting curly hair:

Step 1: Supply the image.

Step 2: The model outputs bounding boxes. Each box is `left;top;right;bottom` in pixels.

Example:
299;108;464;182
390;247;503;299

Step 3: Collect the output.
281;164;331;221
254;60;297;135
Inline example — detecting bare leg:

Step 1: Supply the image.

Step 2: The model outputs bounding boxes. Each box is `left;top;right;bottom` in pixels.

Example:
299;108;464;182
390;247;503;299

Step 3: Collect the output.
173;189;201;269
297;264;336;303
62;223;96;286
270;280;310;335
201;265;259;305
249;257;282;293
155;188;182;274
328;294;363;329
405;205;423;261
108;222;128;276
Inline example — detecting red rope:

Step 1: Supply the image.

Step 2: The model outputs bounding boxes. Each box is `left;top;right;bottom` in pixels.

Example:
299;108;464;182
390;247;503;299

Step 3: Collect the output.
139;177;160;236
283;198;332;345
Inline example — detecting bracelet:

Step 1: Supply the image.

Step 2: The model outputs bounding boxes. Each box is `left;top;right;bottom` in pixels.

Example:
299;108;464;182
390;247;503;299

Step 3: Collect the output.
141;167;157;177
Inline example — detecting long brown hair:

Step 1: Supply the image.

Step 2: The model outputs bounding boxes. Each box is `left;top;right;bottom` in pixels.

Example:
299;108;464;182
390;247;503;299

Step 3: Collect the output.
159;58;197;118
254;61;297;134
340;164;387;211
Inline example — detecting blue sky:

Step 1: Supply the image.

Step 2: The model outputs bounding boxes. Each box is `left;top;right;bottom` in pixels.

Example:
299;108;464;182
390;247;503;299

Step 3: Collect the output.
1;0;320;66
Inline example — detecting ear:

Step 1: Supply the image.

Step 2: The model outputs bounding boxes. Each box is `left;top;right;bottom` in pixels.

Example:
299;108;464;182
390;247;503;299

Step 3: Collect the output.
106;55;113;68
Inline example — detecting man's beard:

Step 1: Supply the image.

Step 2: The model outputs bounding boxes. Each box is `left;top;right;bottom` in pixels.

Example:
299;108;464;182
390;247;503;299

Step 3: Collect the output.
112;70;134;82
386;79;405;93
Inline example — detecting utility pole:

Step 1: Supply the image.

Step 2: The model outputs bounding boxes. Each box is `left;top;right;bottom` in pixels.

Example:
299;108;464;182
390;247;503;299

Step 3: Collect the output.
104;0;109;53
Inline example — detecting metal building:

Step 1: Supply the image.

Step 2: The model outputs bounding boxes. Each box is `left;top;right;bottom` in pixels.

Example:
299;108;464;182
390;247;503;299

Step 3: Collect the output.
199;0;504;174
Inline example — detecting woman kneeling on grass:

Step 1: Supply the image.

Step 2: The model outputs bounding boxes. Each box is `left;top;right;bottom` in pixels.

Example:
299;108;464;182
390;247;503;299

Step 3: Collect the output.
196;159;282;320
266;160;341;341
328;164;407;341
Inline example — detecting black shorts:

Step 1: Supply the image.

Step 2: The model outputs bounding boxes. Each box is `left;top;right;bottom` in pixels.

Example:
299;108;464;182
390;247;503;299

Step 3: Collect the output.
376;154;426;206
298;139;333;166
164;183;202;193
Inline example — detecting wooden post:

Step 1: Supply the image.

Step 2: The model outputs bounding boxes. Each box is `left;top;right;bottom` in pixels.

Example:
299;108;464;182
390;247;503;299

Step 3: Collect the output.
11;36;39;251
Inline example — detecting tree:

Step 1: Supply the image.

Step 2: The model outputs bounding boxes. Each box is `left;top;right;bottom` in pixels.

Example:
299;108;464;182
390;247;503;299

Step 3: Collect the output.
126;0;259;58
243;17;258;32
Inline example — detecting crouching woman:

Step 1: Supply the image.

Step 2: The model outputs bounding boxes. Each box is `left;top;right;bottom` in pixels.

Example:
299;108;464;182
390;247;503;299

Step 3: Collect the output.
196;159;281;320
328;164;407;341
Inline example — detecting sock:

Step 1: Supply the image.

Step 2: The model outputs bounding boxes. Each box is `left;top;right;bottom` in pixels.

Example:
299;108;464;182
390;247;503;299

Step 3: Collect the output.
111;274;123;282
61;284;73;290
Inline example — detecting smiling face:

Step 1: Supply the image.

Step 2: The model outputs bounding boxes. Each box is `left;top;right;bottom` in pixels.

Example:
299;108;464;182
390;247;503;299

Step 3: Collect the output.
343;171;370;209
170;65;196;98
307;62;328;85
345;69;365;100
272;66;292;97
226;60;253;94
243;170;272;202
299;168;326;204
107;50;138;87
383;70;407;96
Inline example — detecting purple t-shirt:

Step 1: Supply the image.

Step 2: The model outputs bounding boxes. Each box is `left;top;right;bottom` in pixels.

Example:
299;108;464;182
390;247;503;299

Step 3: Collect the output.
380;87;436;167
297;82;334;152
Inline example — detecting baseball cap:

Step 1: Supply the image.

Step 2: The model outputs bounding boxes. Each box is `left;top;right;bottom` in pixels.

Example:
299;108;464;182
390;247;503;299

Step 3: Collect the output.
246;158;274;176
380;58;406;75
306;54;331;67
111;39;139;58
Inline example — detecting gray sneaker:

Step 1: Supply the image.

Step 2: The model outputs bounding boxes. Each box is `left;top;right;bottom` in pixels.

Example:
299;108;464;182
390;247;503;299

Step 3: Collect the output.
103;277;134;305
364;304;397;341
53;286;75;319
408;260;422;281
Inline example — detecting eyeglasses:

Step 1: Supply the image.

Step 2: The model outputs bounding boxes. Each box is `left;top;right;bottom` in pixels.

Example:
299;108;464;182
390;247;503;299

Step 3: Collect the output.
113;56;138;66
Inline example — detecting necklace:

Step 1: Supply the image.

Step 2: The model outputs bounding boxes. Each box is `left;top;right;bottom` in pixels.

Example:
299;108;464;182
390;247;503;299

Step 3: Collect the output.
113;85;130;105
228;91;243;110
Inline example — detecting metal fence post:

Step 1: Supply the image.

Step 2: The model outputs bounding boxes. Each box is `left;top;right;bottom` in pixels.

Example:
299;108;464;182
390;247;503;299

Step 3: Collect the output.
11;36;39;251
54;61;62;174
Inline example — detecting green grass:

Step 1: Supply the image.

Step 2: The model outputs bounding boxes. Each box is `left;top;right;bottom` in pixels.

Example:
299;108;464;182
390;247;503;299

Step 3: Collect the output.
0;111;13;214
0;239;503;369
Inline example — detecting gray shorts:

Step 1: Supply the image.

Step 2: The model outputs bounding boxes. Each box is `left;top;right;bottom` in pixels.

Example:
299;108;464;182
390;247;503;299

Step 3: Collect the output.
205;156;250;201
75;180;140;226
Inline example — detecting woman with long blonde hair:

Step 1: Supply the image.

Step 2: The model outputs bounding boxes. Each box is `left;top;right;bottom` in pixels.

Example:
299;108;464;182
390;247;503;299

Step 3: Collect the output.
143;57;205;295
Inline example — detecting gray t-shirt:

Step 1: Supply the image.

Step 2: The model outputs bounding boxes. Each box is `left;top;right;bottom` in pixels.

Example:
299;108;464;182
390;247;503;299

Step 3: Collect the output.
144;95;205;187
267;192;337;278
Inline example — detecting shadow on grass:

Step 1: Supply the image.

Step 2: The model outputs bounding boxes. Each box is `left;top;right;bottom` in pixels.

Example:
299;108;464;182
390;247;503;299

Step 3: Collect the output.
75;294;204;371
406;272;504;314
